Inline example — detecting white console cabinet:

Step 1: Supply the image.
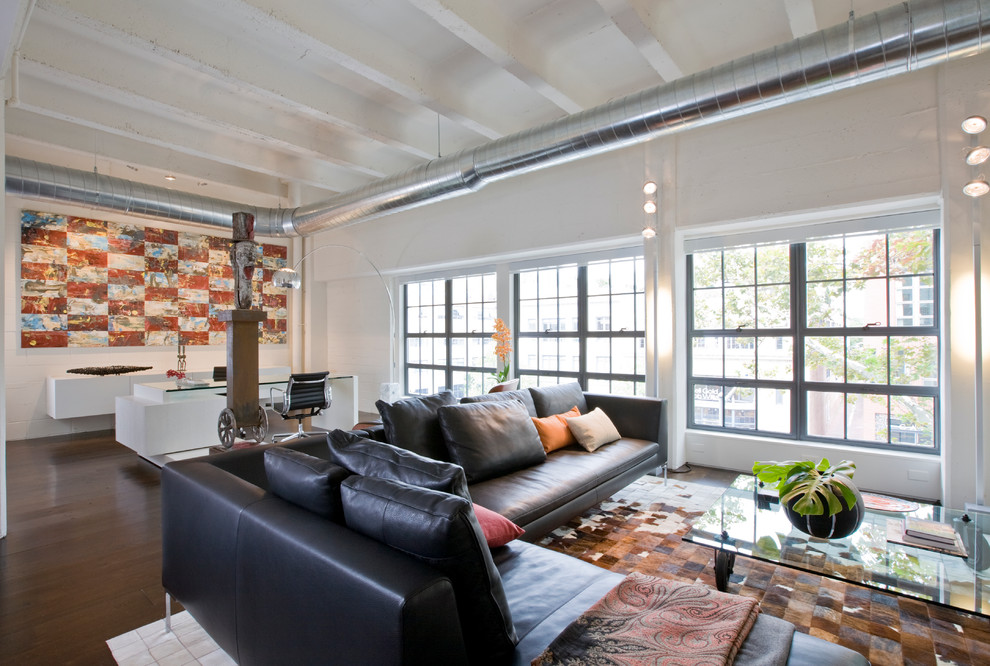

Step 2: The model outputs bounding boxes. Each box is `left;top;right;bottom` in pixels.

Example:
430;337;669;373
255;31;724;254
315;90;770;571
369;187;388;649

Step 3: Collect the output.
114;373;357;464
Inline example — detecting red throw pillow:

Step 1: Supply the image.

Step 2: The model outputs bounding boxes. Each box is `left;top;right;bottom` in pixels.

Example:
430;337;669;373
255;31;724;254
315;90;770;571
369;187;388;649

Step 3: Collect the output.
473;503;525;547
531;406;580;453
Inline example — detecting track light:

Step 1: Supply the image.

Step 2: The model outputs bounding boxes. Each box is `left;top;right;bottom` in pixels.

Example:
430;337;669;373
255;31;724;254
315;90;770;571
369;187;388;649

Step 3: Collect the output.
963;178;989;197
966;146;990;166
962;116;987;134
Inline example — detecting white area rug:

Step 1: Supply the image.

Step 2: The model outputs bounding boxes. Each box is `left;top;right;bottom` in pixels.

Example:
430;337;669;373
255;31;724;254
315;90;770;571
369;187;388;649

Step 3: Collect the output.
106;611;234;666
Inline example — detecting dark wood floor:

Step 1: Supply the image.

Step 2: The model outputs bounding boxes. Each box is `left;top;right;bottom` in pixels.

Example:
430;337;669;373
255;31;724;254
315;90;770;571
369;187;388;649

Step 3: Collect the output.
0;431;169;665
0;431;737;665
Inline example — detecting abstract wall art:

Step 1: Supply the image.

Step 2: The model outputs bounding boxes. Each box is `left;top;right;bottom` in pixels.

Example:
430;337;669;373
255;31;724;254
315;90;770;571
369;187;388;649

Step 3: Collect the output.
20;210;289;348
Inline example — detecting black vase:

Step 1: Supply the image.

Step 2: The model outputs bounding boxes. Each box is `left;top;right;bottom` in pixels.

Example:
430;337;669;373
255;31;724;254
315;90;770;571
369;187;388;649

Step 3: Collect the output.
784;485;865;539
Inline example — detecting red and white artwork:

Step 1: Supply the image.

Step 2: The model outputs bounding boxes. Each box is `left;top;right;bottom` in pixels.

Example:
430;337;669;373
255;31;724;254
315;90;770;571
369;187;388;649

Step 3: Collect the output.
20;210;288;348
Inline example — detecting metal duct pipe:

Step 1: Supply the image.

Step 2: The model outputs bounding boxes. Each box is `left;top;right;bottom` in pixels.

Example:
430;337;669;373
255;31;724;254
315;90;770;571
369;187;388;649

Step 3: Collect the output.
4;157;293;236
6;0;990;237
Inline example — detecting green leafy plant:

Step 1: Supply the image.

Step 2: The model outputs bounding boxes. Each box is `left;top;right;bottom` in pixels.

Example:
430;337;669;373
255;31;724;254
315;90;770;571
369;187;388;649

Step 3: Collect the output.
752;458;858;517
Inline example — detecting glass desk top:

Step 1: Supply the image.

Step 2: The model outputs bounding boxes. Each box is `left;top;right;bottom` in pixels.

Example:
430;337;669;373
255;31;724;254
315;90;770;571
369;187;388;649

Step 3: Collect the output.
682;475;990;617
142;374;353;392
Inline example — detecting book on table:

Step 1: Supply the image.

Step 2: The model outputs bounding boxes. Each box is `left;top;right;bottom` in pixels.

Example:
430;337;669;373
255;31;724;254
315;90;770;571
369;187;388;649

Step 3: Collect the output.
903;517;958;545
886;518;968;558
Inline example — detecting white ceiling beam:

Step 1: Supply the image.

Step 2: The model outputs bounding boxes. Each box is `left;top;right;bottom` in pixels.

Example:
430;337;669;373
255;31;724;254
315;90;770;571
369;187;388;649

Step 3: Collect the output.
10;61;373;193
408;0;583;114
5;124;288;205
784;0;819;38
15;53;406;180
594;0;683;82
0;0;34;78
30;0;455;161
237;0;505;139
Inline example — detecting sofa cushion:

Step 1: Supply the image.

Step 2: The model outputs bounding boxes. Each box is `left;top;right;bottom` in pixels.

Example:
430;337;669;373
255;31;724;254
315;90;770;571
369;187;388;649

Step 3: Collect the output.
438;400;546;483
566;407;621;452
460;388;538;417
376;391;456;461
531;406;580;453
529;382;588;417
328;429;471;500
469;439;659;528
474;503;525;548
341;475;517;663
263;447;351;521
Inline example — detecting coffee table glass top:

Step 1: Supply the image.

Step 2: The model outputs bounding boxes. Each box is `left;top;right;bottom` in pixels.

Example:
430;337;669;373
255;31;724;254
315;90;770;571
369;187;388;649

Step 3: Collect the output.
683;475;990;616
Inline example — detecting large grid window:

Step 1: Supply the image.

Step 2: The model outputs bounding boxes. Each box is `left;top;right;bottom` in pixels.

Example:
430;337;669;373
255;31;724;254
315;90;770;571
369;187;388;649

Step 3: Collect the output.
516;255;646;395
688;227;940;452
404;273;497;398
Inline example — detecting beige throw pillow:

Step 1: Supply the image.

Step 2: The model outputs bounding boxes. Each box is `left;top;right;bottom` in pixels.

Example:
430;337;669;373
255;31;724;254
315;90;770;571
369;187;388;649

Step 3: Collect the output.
565;407;621;452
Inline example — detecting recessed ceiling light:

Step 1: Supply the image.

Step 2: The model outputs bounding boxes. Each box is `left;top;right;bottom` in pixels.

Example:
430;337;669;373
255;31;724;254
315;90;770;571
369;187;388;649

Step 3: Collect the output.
963;179;989;197
643;181;657;195
165;174;176;181
643;200;657;214
966;146;990;166
641;227;656;239
962;115;987;134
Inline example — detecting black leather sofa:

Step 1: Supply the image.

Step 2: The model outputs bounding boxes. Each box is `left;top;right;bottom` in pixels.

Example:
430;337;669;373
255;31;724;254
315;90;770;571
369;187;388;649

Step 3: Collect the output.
356;383;667;540
161;387;869;664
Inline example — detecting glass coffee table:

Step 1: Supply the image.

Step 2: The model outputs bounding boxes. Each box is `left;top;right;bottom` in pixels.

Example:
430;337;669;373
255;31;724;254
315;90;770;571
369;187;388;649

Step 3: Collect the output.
683;475;990;617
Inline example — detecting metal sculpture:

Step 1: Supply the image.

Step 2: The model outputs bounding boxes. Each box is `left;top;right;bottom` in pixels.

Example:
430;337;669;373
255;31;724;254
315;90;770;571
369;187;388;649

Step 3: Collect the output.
217;212;268;448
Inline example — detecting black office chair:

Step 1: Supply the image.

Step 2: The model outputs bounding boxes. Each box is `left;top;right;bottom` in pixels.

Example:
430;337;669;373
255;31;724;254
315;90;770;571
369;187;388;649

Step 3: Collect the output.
270;372;332;443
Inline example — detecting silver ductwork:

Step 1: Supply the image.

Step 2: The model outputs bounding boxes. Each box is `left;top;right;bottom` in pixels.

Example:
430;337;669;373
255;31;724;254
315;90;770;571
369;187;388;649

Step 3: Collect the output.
4;157;293;236
6;0;990;237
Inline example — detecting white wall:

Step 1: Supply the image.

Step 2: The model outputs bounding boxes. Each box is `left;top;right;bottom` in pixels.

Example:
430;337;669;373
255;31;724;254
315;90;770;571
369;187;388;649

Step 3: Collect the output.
303;52;990;508
3;196;291;440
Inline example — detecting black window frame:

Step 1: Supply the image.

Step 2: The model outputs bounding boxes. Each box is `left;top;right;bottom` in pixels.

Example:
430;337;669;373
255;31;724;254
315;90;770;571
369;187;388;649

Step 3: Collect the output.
514;255;647;395
687;228;941;454
403;272;498;399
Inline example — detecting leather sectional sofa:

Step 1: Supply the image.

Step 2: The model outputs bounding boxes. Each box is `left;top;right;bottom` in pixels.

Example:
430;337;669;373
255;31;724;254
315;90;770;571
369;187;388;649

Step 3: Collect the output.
161;385;868;665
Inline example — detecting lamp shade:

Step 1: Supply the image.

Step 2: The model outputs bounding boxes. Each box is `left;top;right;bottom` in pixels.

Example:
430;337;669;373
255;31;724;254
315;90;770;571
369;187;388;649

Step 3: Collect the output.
273;267;302;289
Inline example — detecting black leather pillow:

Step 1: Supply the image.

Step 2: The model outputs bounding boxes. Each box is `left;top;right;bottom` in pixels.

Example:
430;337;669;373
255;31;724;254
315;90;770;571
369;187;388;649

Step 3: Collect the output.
460;388;538;417
438;401;546;483
328;429;471;500
529;381;588;417
376;391;457;461
263;447;351;521
340;475;517;663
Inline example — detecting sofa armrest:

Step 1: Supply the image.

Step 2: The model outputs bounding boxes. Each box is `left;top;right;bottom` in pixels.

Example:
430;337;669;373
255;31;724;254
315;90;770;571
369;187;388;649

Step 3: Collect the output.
234;500;469;666
204;433;331;489
161;461;268;659
584;394;667;466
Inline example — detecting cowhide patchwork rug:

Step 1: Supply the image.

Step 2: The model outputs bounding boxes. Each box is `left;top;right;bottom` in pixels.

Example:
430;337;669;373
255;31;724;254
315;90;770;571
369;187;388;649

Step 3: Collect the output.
538;474;990;666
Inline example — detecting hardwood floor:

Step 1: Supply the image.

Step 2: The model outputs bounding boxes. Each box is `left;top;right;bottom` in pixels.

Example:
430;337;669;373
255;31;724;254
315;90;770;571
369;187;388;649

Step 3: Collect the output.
0;431;740;665
1;431;169;665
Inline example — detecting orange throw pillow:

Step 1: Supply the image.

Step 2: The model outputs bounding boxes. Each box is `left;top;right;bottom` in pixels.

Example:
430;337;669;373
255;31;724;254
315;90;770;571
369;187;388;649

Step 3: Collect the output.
531;406;580;453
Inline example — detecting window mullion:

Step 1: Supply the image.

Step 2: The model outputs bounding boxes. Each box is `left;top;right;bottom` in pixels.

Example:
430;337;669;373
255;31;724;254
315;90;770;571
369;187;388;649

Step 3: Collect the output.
794;243;806;440
578;265;588;388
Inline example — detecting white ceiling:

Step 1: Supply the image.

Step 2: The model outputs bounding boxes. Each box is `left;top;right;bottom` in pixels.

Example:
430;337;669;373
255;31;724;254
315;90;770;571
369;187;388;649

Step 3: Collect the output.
4;0;901;207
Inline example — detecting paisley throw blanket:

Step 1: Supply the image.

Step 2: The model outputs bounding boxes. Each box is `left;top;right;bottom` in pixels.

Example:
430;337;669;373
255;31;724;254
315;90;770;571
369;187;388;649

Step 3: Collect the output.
533;573;760;665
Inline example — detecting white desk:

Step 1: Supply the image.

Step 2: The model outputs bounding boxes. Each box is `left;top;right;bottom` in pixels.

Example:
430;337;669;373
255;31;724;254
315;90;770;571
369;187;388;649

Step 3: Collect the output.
115;374;357;463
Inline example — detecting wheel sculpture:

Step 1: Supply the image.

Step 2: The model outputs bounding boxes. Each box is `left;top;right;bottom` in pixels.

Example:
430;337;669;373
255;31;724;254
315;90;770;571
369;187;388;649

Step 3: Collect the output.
218;408;237;450
244;405;268;444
